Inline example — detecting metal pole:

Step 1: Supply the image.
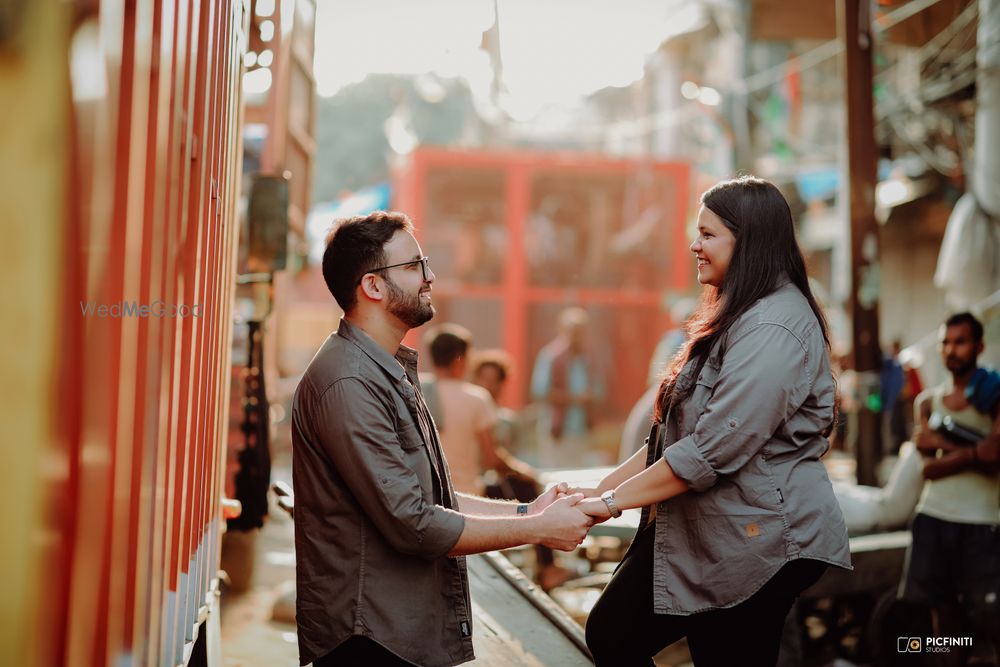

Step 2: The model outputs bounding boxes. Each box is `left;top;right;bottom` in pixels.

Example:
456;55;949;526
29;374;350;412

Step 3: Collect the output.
838;0;882;486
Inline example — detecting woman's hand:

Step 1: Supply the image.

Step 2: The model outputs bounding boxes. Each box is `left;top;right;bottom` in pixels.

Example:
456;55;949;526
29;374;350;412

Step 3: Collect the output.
574;497;612;523
528;481;570;514
566;486;601;498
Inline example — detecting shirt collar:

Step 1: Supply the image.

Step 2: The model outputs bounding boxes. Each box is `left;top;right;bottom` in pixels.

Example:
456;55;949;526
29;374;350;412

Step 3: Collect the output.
337;318;417;382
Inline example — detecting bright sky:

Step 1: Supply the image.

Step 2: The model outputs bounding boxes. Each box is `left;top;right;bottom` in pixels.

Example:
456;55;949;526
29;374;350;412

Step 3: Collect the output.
313;0;706;120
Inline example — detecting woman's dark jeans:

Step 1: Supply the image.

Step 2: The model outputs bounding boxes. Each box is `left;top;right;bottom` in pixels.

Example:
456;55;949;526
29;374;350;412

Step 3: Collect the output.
586;526;826;667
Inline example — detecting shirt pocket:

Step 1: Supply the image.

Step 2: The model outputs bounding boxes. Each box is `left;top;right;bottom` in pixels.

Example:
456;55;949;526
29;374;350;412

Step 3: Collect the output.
682;362;720;427
397;420;426;451
397;420;434;495
694;361;720;390
692;510;785;569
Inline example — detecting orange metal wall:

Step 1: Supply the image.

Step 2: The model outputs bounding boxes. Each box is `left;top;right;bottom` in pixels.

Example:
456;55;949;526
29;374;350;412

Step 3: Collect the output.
394;147;692;415
38;1;249;665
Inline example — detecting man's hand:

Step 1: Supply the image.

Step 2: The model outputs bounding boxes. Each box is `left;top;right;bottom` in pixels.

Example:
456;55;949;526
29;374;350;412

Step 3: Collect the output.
915;431;960;455
923;447;976;480
976;434;1000;465
532;494;593;551
575;497;612;524
528;481;570;514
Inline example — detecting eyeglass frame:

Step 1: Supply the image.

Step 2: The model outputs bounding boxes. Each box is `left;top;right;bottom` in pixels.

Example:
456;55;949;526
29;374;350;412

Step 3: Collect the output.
357;256;431;285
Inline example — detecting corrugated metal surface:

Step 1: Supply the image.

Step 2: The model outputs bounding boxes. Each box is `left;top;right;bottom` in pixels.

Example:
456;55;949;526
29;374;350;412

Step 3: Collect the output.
1;1;248;665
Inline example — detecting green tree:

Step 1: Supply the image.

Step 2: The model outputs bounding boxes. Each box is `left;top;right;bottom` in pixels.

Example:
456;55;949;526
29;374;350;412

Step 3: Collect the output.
311;74;477;204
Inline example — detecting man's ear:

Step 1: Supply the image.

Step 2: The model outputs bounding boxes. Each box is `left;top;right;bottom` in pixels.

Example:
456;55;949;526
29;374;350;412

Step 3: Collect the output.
359;273;385;303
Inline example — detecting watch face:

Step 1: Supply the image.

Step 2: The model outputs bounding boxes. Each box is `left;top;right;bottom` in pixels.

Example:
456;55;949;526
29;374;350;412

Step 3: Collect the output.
601;491;620;517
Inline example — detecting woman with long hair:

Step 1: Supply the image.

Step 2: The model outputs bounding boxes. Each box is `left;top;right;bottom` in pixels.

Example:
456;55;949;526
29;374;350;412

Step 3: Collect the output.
575;177;851;666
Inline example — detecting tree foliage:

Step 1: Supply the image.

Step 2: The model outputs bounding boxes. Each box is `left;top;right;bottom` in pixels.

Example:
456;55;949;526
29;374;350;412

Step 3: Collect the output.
311;74;477;204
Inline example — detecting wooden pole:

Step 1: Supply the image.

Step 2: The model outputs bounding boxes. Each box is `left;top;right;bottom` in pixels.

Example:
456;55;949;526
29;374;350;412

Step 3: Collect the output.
838;0;882;486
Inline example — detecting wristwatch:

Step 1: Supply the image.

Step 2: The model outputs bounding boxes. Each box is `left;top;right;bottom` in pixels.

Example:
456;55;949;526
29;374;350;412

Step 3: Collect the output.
600;490;622;518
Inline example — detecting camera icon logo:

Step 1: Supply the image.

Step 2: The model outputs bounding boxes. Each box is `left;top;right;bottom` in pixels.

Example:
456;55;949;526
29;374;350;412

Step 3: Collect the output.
898;637;922;653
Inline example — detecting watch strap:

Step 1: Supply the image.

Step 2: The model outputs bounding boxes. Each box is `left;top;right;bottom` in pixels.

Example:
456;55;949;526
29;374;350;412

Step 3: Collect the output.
601;490;622;518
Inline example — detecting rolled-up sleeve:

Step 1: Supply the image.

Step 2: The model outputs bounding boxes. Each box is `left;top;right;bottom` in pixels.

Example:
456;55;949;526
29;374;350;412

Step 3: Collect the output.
316;377;464;558
664;323;811;492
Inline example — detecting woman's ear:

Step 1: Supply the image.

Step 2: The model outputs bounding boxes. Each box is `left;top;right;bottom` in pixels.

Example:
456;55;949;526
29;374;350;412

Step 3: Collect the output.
359;273;384;303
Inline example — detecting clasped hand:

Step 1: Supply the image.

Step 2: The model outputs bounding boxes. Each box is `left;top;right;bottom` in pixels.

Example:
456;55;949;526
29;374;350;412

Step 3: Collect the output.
562;485;615;523
527;483;614;552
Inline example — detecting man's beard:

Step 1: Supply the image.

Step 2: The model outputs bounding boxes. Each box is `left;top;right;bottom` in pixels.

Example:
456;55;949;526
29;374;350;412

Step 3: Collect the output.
384;277;434;328
946;355;977;377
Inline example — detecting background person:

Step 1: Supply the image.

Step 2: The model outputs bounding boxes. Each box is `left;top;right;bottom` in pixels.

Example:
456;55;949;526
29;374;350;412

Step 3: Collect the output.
898;312;1000;666
470;350;526;466
423;326;541;502
571;177;852;666
470;349;576;591
530;307;605;468
882;339;907;455
423;324;504;496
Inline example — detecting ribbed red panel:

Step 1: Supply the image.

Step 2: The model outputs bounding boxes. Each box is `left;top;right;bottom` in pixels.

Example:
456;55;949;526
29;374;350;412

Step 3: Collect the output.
59;1;247;665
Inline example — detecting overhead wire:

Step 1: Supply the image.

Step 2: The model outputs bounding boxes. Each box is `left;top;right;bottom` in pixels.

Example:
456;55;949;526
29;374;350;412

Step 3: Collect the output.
737;0;952;95
873;0;982;171
505;0;984;162
734;0;978;162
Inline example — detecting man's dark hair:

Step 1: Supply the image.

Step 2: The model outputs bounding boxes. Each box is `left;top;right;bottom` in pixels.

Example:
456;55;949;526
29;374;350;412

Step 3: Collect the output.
428;324;472;368
945;312;984;343
322;211;413;312
471;349;513;383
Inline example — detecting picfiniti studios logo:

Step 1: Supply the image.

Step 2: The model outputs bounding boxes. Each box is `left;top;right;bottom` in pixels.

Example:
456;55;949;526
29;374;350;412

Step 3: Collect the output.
898;636;973;654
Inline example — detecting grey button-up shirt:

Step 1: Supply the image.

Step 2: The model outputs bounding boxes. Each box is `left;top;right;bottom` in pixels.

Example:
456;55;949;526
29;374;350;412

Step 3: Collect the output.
291;318;474;667
646;280;852;614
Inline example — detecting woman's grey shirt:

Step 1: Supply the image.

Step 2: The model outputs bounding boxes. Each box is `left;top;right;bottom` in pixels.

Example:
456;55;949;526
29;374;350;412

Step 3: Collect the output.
648;280;852;615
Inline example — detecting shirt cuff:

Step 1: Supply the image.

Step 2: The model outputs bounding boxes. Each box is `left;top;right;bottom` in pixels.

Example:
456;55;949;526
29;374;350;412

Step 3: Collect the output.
663;434;717;492
420;506;466;558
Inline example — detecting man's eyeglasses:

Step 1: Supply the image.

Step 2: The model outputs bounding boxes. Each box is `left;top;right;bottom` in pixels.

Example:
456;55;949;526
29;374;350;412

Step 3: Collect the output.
360;256;431;283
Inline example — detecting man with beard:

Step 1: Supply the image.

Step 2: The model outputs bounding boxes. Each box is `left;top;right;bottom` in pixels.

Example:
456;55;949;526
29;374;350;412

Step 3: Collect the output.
291;212;592;667
899;312;1000;665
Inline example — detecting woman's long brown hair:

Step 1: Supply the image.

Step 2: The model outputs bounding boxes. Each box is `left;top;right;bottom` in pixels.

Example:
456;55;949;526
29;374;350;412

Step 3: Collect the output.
654;176;832;423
